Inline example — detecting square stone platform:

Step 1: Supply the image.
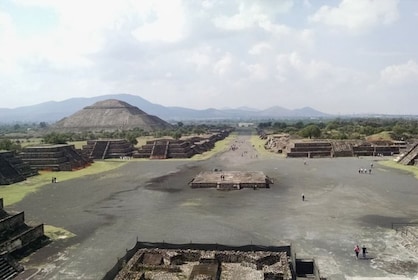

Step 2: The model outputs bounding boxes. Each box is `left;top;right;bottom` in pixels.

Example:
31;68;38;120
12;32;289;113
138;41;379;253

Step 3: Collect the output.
189;171;273;190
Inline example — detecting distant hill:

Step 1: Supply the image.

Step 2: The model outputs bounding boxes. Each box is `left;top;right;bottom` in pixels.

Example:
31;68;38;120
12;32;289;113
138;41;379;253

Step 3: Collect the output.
0;93;331;123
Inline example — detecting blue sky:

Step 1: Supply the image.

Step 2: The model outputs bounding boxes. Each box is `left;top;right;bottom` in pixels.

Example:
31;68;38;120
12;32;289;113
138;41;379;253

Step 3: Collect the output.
1;0;417;115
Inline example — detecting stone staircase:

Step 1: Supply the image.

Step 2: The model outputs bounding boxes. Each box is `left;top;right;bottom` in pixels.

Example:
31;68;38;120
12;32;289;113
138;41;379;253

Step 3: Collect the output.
0;254;19;280
0;198;46;279
150;141;169;159
91;141;109;159
397;143;418;165
0;154;25;185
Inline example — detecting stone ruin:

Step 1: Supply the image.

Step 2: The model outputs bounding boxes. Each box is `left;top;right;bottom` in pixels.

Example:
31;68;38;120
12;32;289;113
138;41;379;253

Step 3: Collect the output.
114;247;292;280
20;144;91;171
397;142;418;166
82;139;134;160
263;134;404;158
51;99;173;132
189;171;273;190
0;198;47;279
0;151;38;185
134;130;231;159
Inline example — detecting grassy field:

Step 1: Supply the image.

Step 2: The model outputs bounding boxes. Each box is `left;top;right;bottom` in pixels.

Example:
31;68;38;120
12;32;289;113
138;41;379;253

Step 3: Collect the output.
379;160;418;180
250;133;281;158
191;133;237;161
44;225;76;240
0;161;128;206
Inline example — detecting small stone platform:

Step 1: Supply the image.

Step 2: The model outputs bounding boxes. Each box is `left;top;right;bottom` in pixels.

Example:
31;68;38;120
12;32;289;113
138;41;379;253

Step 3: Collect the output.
189;171;273;190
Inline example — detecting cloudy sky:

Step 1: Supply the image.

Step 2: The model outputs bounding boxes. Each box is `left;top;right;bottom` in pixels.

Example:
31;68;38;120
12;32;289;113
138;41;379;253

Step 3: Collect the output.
1;0;417;115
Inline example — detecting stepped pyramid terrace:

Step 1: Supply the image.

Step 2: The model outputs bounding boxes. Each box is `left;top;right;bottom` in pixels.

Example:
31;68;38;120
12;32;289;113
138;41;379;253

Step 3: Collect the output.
52;99;172;132
0;151;38;185
82;139;134;160
0;198;47;279
263;134;405;159
134;130;231;159
20;144;91;171
397;142;418;165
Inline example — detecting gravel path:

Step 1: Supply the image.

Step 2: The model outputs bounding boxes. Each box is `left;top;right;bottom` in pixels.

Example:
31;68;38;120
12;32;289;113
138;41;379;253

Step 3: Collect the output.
10;128;418;279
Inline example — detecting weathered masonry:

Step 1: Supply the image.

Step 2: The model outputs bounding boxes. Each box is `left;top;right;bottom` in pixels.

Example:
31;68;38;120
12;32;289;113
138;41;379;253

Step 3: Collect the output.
0;198;47;279
109;243;294;280
20;144;91;171
135;130;231;159
0;151;37;185
82;139;134;159
189;171;273;190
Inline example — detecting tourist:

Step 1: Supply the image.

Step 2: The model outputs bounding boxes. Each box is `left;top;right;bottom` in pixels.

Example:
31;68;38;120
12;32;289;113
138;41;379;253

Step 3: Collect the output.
362;245;367;258
354;245;360;259
302;193;305;201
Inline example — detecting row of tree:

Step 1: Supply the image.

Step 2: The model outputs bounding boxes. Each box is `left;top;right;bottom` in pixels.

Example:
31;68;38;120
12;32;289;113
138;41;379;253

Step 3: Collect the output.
0;122;231;150
258;118;418;140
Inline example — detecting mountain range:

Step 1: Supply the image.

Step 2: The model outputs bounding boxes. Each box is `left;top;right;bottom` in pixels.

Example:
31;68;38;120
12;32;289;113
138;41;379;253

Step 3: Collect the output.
0;93;330;123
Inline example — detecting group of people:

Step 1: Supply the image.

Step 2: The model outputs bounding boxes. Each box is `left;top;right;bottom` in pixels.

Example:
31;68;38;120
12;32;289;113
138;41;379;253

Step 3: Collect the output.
358;162;374;174
354;245;367;259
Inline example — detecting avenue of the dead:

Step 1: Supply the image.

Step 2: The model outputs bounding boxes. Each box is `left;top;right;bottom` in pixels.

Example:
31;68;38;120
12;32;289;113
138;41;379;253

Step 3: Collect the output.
5;128;418;280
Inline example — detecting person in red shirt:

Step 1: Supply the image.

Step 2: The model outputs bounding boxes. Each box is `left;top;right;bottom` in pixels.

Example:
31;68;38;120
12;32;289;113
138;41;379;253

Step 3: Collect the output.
354;245;360;258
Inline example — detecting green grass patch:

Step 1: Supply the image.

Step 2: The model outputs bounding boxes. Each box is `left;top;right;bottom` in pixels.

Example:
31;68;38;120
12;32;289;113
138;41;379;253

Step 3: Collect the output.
191;133;238;160
68;140;87;149
366;131;393;142
379;160;418;180
250;134;280;158
44;225;76;240
0;161;128;206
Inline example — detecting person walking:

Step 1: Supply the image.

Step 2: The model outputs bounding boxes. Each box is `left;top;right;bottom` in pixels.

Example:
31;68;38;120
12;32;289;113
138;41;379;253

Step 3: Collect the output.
362;245;367;258
354;245;360;258
302;193;305;201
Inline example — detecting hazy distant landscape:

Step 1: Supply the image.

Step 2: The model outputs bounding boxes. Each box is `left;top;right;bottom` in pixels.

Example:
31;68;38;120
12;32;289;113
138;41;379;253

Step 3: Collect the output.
1;93;417;124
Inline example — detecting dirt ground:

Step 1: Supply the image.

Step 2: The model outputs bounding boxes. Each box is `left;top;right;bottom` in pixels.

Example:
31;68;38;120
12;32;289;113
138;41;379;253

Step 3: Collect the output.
7;128;418;280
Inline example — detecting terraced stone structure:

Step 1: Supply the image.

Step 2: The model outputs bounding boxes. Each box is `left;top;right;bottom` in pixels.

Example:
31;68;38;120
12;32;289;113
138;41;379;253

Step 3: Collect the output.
265;136;402;159
190;171;273;190
82;139;134;159
0;151;37;185
397;143;418;165
20;144;91;171
52;99;173;132
113;246;292;280
0;198;47;279
135;130;230;159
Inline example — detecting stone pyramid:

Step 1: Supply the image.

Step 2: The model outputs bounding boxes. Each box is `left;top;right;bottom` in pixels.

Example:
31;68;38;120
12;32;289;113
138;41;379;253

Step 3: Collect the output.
53;99;172;132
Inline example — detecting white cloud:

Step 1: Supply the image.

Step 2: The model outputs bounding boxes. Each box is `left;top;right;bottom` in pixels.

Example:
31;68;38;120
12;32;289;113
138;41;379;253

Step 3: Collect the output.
248;42;273;55
309;0;400;33
245;63;269;81
131;0;187;43
213;53;233;76
379;60;418;85
186;46;213;71
213;0;293;31
0;11;21;74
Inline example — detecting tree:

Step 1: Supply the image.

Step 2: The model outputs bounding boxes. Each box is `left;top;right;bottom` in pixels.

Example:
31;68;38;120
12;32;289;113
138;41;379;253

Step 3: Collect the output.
299;125;321;139
0;139;21;151
43;132;68;144
126;133;138;145
172;131;182;140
